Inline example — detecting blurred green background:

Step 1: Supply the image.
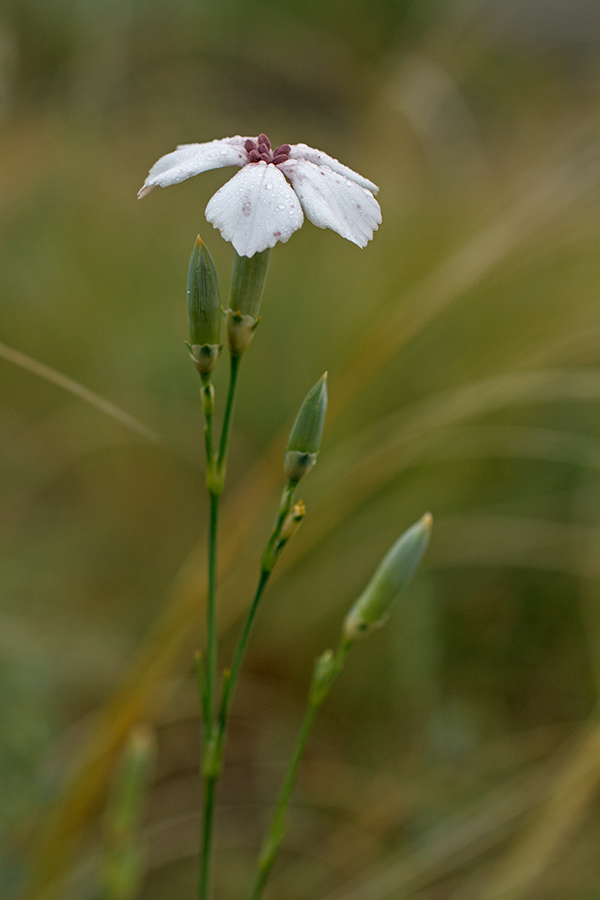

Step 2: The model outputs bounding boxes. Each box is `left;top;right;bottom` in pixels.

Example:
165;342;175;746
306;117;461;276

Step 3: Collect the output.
2;0;600;897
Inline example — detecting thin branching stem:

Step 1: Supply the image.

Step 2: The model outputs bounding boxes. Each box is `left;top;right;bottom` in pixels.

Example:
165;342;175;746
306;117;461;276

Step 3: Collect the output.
217;481;298;753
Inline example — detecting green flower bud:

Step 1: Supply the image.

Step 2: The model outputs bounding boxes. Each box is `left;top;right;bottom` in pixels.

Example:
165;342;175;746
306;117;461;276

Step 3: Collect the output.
105;725;156;841
343;513;432;643
100;725;155;900
224;250;270;355
187;236;222;374
229;248;271;319
284;373;328;483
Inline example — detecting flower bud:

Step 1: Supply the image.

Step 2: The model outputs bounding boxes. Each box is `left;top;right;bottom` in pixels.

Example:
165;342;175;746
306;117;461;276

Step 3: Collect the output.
187;236;222;374
229;248;271;319
343;513;432;643
100;725;155;900
284;373;327;483
105;725;156;840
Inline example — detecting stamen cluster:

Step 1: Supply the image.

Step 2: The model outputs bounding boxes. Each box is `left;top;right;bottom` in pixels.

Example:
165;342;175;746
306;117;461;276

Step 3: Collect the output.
245;134;291;166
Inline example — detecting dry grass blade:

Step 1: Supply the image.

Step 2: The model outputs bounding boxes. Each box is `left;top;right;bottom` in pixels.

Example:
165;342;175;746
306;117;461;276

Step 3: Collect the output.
333;147;600;412
0;341;159;442
474;718;600;900
320;757;554;900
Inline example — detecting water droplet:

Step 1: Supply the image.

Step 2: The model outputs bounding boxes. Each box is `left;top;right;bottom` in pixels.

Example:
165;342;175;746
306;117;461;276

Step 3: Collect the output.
265;183;273;190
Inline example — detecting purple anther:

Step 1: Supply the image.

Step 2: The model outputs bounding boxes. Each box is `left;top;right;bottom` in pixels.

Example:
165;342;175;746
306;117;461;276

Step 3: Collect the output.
272;145;291;165
246;133;291;166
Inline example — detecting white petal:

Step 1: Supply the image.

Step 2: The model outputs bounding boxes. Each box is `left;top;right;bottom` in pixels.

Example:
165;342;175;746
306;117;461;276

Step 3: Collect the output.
205;162;304;257
288;143;379;194
138;137;247;198
278;159;382;248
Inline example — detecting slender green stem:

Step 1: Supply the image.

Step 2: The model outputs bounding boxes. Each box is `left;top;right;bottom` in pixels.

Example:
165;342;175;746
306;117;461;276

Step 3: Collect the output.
198;487;220;900
217;353;241;475
200;378;215;470
250;703;318;900
197;354;243;900
218;480;298;745
261;482;296;573
198;775;217;900
204;491;219;727
218;568;270;729
200;478;301;900
249;641;350;900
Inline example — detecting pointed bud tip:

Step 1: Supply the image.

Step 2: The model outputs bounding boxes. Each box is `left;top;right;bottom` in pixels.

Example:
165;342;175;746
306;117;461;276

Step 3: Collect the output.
421;512;433;530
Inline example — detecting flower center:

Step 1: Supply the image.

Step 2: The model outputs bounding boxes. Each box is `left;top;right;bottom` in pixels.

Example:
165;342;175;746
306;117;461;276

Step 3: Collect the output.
244;134;290;166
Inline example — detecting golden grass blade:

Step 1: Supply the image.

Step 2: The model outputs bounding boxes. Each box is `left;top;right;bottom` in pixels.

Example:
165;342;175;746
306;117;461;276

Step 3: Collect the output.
0;341;159;443
320;756;554;900
295;369;600;572
474;718;600;900
332;148;600;412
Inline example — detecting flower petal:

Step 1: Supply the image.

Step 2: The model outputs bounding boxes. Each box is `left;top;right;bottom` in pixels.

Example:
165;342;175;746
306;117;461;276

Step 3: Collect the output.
138;137;247;198
205;162;304;257
278;159;382;248
288;143;379;194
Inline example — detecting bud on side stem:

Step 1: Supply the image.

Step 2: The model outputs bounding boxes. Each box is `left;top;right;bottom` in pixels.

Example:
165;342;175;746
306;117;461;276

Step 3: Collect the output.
187;237;222;374
284;373;328;483
343;513;432;643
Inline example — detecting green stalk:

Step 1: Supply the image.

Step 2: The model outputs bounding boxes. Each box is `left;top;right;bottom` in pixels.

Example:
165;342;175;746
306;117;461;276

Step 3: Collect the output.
217;353;241;479
249;703;318;900
198;775;217;900
249;641;350;900
198;353;244;900
217;481;298;747
204;492;219;727
201;479;301;900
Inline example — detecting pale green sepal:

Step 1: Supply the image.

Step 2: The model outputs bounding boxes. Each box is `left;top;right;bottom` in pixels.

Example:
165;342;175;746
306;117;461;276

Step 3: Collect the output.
225;309;260;356
285;373;328;482
187;236;222;347
284;450;317;483
343;513;433;643
229;248;271;319
186;342;222;375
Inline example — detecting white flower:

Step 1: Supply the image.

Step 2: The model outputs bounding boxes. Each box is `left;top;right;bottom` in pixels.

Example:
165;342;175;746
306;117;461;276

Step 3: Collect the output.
138;134;382;257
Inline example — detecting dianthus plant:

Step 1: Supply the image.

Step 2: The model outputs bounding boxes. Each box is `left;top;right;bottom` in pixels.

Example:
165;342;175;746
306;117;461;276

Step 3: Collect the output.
138;131;430;900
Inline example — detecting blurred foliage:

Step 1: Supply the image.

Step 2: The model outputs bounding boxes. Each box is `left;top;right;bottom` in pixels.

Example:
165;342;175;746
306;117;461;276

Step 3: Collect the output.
2;0;600;898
